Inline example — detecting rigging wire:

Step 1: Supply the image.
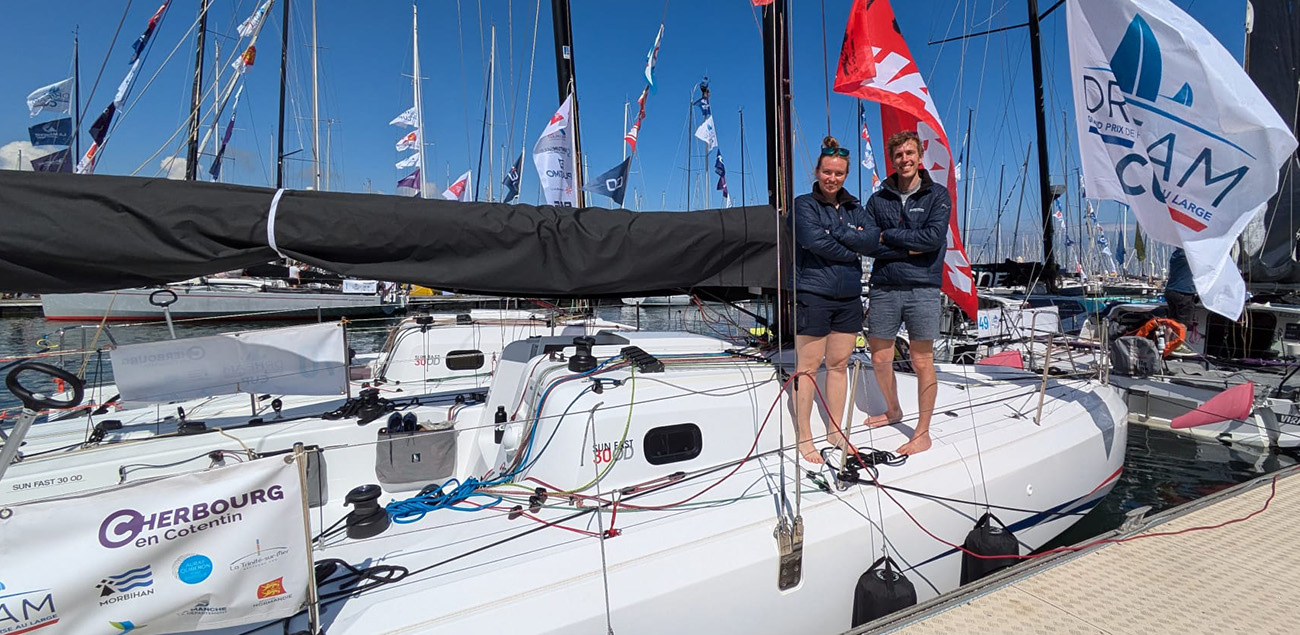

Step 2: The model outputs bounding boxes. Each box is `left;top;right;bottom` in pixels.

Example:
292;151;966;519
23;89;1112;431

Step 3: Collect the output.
75;1;136;138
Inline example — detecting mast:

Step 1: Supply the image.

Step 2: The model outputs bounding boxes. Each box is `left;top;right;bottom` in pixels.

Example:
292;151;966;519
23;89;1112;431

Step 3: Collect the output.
275;0;291;189
550;0;584;206
185;0;208;181
961;108;974;248
994;165;1005;264
1026;0;1056;287
740;107;746;209
73;28;81;162
413;3;428;199
311;0;321;190
475;25;495;202
486;26;488;199
687;85;694;212
763;0;793;215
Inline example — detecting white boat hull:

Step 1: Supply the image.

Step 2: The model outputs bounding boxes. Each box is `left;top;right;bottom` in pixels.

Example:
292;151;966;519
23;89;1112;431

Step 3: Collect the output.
42;286;405;321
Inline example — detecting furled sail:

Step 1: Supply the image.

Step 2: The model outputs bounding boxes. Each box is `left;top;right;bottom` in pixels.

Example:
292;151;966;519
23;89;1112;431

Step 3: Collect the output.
0;171;782;298
1245;0;1299;282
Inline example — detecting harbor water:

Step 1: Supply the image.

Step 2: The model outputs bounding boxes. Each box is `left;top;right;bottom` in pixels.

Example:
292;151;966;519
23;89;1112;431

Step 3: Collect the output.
1;303;1293;548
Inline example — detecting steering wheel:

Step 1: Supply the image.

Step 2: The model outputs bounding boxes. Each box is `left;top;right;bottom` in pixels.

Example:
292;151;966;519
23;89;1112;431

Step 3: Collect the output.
149;288;179;308
5;362;84;411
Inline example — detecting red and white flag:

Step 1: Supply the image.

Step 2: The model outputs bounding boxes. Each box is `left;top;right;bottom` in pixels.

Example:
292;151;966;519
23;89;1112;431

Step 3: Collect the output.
442;169;473;202
396;130;418;152
624;86;649;153
834;0;977;319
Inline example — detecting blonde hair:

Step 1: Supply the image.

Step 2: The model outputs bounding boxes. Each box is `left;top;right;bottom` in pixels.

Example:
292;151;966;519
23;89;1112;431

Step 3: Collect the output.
814;135;851;174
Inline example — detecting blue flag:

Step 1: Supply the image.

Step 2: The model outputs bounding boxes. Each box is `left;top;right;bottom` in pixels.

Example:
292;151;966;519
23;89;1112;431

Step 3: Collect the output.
581;156;632;207
31;148;72;173
714;150;730;204
209;87;242;181
502;152;523;202
28;118;73;146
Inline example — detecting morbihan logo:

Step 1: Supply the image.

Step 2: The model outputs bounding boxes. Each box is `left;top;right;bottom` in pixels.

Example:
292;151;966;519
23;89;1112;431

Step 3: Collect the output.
1080;12;1251;234
96;565;155;606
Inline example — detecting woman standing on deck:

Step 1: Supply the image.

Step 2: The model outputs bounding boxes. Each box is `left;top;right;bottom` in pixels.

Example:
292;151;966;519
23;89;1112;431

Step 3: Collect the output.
791;136;866;464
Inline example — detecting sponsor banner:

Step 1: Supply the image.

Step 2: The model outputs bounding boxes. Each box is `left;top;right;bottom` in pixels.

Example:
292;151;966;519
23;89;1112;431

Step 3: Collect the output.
0;457;308;633
1067;0;1298;319
342;279;379;294
976;306;1061;339
111;322;347;402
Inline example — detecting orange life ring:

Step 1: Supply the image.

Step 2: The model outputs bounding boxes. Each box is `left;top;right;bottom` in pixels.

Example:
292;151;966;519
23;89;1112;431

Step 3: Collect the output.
1134;317;1186;358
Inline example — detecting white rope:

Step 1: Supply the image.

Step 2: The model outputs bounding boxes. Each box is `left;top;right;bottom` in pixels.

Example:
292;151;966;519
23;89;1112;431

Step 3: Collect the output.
267;188;288;259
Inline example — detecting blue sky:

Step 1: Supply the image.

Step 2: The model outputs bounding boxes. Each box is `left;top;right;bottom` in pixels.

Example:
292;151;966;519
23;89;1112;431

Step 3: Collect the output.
0;0;1246;263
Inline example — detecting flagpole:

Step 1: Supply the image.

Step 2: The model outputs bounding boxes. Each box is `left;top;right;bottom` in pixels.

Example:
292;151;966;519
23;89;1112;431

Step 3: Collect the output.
687;83;696;212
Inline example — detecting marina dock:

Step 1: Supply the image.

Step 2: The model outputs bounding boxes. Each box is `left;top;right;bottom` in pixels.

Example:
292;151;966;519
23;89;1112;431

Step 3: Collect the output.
854;464;1300;634
0;297;41;317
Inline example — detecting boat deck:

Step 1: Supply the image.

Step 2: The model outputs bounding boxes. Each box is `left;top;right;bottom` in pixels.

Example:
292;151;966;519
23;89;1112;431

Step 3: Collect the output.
852;464;1300;634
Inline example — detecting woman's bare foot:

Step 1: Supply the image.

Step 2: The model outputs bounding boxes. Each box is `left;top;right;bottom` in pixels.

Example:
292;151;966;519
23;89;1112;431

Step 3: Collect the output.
798;439;824;464
865;410;904;428
896;432;932;455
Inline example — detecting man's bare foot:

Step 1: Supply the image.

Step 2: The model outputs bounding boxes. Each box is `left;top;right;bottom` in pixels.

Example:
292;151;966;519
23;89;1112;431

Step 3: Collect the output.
798;439;824;464
896;432;932;455
865;410;904;428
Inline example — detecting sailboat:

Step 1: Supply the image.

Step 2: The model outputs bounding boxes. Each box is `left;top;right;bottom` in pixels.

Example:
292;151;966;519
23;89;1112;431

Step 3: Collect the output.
1087;0;1300;451
0;2;1124;633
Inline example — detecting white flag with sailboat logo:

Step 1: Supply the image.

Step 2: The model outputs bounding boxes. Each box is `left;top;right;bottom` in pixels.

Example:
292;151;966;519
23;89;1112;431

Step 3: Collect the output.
1067;0;1298;319
532;94;577;207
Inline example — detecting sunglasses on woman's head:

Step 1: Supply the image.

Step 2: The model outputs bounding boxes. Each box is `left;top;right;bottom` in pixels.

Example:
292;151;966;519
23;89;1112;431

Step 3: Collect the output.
820;147;850;157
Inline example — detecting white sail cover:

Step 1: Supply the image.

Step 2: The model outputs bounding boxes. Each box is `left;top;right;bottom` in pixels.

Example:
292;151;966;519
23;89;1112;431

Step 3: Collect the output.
111;322;347;402
1067;0;1298;319
0;457;309;633
532;94;578;207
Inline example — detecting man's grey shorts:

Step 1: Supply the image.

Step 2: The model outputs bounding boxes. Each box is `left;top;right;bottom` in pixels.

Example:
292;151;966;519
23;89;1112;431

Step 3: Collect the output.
867;286;942;341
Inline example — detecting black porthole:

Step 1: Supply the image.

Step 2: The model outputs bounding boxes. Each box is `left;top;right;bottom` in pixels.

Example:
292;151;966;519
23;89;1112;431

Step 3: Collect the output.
643;423;702;465
446;349;485;371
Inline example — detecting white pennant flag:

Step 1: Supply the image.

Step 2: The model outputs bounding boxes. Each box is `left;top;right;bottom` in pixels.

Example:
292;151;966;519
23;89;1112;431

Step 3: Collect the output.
442;170;473;202
395;153;420;169
1068;0;1298;319
389;106;418;128
532;94;577;207
26;77;73;117
114;59;142;108
237;0;272;37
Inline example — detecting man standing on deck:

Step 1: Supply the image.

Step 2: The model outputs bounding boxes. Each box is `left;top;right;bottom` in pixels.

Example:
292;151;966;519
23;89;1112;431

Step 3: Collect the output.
1165;248;1197;330
832;131;949;455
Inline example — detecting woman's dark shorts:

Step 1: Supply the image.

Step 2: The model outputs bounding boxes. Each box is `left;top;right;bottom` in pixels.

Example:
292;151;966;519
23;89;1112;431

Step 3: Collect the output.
796;292;864;337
